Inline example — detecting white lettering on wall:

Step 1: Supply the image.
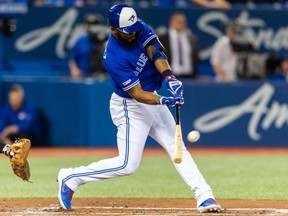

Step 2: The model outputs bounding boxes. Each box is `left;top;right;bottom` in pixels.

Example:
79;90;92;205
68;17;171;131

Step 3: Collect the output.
15;8;80;59
14;9;288;60
198;11;288;59
194;83;288;140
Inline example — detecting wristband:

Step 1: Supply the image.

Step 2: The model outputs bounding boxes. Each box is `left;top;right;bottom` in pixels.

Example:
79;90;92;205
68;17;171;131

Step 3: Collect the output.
161;69;173;78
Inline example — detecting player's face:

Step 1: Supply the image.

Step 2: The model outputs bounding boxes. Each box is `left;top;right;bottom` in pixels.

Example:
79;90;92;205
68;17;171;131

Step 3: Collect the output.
118;31;137;43
112;28;140;47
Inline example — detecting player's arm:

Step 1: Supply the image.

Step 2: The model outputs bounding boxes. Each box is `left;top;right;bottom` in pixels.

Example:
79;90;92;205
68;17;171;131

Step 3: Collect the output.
145;37;171;74
127;83;181;106
145;38;184;99
127;83;159;104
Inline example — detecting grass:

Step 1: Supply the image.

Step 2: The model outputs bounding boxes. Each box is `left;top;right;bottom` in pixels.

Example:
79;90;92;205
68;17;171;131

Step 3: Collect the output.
1;154;288;200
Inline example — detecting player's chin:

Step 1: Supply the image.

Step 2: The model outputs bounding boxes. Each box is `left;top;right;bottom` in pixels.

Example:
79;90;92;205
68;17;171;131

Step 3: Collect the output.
123;39;138;47
128;38;136;42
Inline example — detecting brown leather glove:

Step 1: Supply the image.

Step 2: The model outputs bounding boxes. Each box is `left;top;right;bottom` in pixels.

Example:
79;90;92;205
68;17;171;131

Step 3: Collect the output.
5;139;31;182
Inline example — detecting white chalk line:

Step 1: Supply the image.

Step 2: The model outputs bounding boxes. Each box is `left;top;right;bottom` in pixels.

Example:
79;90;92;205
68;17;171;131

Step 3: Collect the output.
76;206;288;211
0;206;288;215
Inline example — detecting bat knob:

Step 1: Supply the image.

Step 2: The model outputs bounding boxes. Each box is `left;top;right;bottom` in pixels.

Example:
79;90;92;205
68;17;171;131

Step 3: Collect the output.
174;158;182;164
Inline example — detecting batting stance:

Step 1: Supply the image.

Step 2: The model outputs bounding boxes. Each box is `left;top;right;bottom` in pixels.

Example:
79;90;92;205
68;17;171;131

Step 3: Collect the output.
58;3;221;213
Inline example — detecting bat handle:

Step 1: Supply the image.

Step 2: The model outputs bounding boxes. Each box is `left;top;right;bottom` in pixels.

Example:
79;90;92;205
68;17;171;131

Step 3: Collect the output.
175;103;180;124
174;103;182;164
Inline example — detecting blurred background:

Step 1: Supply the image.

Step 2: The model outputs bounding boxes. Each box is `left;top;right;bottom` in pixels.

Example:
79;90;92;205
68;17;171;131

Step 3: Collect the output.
0;0;288;148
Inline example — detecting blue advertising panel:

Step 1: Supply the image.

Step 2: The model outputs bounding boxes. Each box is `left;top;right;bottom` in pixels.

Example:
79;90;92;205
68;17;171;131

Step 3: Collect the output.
1;77;116;146
1;78;288;147
0;74;2;107
180;80;288;147
1;6;288;72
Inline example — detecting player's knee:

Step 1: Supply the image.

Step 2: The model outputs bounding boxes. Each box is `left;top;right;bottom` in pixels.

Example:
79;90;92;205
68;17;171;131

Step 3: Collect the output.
120;162;139;175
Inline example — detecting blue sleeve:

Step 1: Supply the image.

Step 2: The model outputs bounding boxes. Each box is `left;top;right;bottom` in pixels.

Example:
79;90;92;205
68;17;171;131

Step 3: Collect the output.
69;39;80;61
138;20;157;48
104;58;139;91
69;34;88;61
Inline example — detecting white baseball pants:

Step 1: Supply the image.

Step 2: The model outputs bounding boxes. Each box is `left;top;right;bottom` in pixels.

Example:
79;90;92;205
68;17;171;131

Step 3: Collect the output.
64;93;215;207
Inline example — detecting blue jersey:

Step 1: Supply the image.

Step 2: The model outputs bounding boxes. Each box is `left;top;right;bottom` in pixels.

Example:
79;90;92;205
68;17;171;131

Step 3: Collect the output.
69;33;91;75
103;20;163;98
0;100;41;138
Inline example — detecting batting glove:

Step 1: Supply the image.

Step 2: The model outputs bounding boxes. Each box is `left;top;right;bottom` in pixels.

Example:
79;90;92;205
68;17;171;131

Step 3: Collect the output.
158;96;184;107
164;75;183;97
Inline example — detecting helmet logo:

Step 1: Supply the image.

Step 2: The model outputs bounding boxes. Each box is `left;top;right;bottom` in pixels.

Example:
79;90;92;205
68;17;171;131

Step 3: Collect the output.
128;15;136;23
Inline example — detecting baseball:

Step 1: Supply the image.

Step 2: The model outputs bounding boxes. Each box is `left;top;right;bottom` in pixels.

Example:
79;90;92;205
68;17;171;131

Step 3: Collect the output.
187;130;200;142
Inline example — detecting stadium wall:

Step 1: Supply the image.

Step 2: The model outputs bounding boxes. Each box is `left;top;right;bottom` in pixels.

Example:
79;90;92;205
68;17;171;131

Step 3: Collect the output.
1;77;288;147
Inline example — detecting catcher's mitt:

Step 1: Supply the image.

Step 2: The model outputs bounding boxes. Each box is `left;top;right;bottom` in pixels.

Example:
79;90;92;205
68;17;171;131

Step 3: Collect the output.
7;139;31;182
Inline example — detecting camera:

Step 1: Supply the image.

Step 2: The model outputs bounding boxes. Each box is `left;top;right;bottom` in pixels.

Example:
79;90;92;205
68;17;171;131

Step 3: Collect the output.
0;18;17;36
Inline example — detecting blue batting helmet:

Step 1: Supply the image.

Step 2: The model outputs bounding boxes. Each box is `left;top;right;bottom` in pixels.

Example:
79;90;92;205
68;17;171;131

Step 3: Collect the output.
107;3;142;34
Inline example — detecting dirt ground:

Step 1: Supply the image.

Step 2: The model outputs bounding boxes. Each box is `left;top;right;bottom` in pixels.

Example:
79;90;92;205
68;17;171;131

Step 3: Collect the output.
1;198;288;215
1;147;288;216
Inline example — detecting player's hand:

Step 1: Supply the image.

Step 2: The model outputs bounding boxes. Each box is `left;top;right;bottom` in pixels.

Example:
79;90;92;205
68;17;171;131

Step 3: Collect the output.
164;75;183;97
158;96;184;107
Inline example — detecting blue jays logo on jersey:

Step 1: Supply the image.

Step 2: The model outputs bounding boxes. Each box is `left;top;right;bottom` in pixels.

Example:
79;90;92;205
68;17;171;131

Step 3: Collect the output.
128;15;136;22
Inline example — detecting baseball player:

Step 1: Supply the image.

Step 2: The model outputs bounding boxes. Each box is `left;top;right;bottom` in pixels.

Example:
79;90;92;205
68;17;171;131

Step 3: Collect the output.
58;3;222;213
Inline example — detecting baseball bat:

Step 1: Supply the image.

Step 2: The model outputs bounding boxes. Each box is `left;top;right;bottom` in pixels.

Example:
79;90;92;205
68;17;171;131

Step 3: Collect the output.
173;104;182;164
